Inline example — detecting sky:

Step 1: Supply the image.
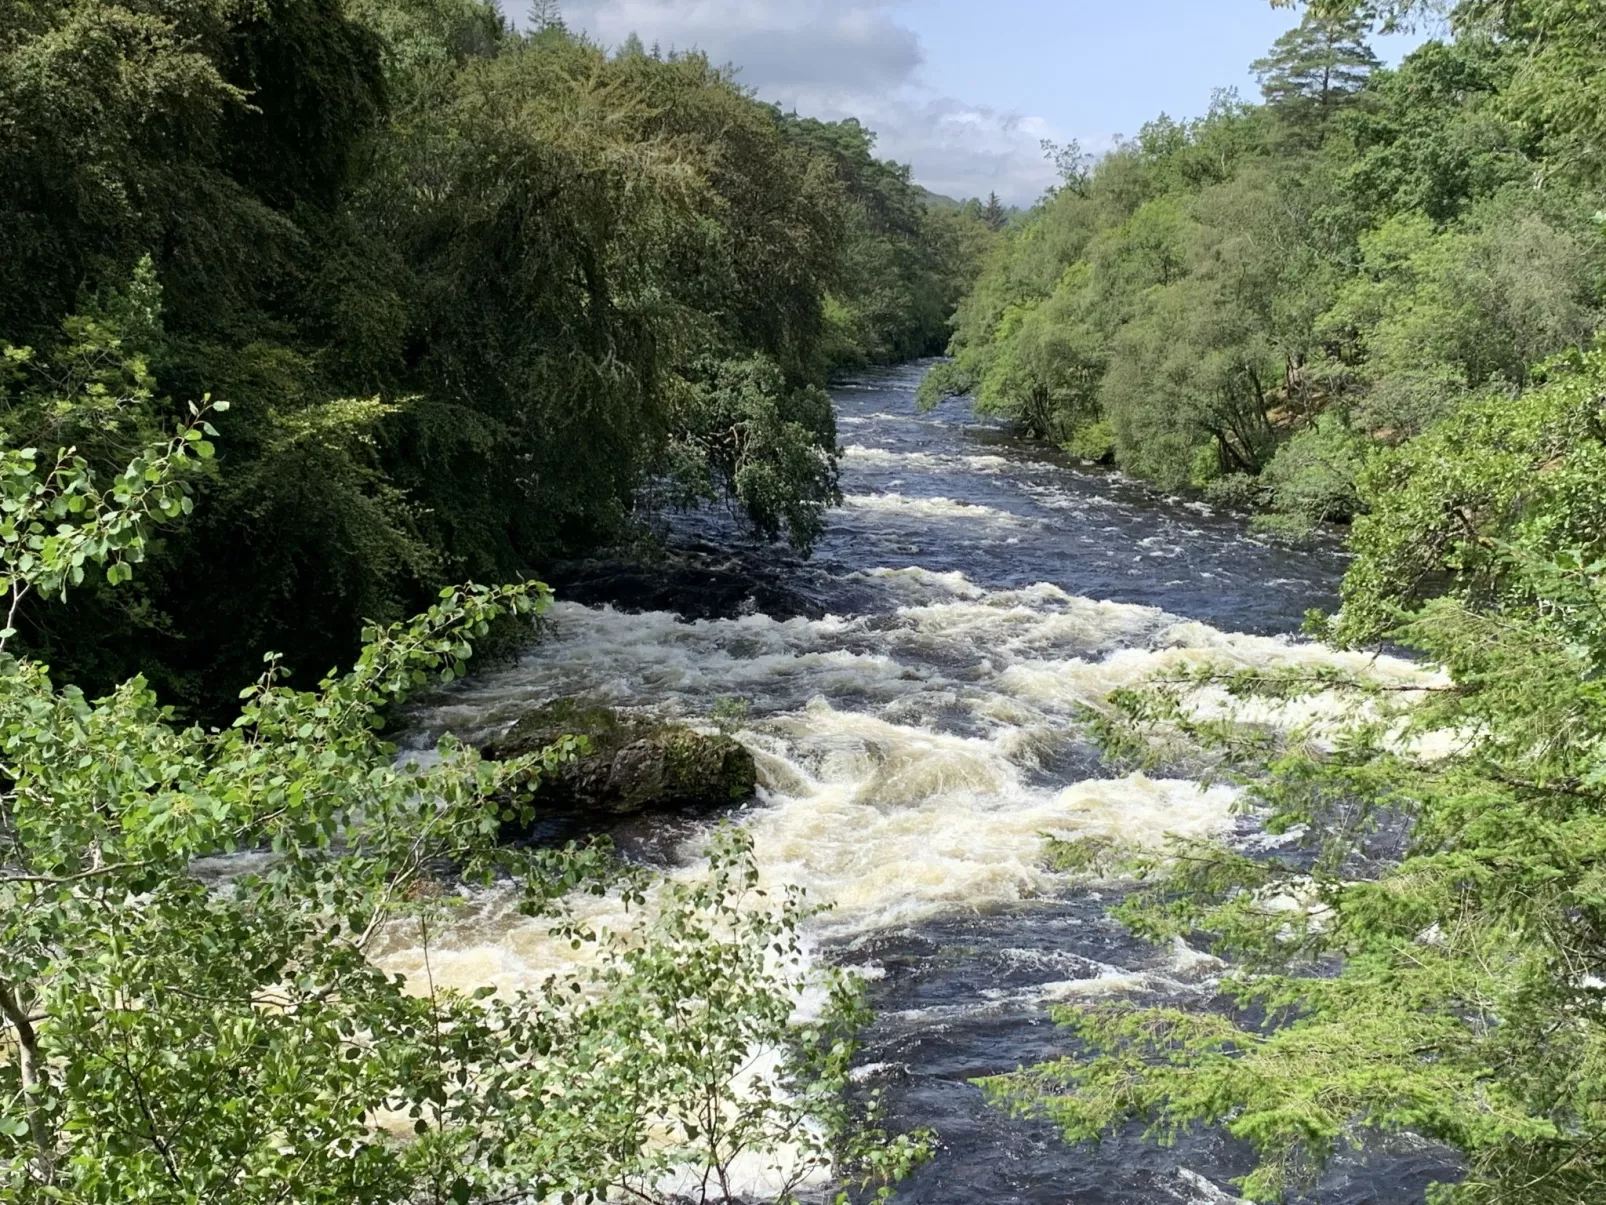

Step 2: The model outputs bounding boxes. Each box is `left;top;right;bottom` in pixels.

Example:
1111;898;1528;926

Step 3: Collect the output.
532;1;1426;205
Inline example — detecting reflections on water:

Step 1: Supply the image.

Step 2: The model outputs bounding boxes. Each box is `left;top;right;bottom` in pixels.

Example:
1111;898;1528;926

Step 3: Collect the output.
392;362;1452;1204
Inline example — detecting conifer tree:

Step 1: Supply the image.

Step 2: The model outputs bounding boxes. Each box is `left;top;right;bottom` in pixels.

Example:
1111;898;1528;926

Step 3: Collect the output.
983;191;1007;231
528;0;563;32
1253;11;1381;123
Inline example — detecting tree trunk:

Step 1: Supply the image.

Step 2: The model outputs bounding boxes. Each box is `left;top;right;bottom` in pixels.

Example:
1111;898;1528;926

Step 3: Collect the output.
0;977;53;1182
1206;424;1256;475
1247;365;1271;428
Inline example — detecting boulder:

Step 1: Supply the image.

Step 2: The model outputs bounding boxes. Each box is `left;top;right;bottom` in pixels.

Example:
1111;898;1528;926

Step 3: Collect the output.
483;699;756;833
542;539;830;622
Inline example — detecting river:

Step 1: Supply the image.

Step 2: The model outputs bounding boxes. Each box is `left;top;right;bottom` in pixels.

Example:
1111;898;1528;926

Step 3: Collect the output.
395;362;1455;1204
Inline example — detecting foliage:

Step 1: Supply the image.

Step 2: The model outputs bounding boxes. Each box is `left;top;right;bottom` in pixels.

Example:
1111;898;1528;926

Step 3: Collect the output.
784;116;995;370
0;0;988;716
1063;419;1117;464
0;406;926;1202
928;4;1605;530
1202;471;1271;512
1252;9;1381;136
1338;37;1526;225
1319;198;1602;437
1338;348;1606;643
666;355;842;554
448;826;933;1205
983;301;1606;1204
1255;411;1369;529
1291;0;1606;184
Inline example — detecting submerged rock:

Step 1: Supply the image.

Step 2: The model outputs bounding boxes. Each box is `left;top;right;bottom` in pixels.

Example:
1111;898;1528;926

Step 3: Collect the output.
483;699;756;835
542;538;831;622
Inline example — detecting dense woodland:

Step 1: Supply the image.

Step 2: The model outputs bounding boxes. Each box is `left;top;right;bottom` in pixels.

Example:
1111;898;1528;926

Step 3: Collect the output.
926;0;1606;535
9;0;1606;1202
977;4;1606;1203
0;0;992;713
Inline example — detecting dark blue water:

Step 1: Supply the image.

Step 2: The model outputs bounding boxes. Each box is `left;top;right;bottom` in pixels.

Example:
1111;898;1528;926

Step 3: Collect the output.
808;366;1343;634
425;362;1452;1204
810;365;1443;1204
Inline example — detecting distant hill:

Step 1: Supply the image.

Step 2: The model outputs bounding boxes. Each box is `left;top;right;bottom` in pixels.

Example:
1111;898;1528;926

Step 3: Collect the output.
913;185;1027;224
914;185;967;211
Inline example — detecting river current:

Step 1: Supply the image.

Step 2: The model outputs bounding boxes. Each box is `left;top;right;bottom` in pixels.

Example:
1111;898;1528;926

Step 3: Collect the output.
395;363;1454;1204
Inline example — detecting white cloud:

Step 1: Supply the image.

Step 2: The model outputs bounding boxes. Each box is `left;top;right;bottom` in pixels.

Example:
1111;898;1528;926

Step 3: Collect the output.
540;0;1061;204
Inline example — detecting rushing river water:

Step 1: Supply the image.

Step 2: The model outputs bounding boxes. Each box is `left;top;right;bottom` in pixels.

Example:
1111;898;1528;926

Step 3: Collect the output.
397;363;1455;1204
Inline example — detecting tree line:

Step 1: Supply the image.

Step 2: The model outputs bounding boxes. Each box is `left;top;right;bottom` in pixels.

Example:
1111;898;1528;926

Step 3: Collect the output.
0;0;993;716
980;3;1606;1201
924;0;1605;536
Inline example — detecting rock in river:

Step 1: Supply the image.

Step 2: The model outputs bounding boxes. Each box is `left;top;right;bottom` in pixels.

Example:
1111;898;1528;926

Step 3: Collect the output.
482;699;757;835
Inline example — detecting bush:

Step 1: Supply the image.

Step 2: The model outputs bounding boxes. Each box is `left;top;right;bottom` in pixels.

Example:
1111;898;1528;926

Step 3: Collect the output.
1063;419;1118;463
1203;471;1271;511
1260;412;1369;525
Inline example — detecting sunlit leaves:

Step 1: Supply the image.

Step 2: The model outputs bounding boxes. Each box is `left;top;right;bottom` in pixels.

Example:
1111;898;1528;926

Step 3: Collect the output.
0;408;923;1203
993;358;1606;1202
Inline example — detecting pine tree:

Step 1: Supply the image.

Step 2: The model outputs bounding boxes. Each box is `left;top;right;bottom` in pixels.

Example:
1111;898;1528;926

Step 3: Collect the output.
1252;12;1380;123
529;0;564;32
983;191;1007;231
618;31;646;58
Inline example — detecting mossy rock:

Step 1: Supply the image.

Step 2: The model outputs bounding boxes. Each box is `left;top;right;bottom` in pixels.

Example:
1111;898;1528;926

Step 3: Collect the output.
483;698;756;833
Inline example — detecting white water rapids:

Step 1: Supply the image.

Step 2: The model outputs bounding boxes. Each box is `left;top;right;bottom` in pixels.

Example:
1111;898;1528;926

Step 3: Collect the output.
386;365;1454;1204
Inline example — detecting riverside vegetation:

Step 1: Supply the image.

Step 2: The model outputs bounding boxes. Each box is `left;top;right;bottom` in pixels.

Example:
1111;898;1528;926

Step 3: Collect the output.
6;0;1606;1203
0;0;973;1198
923;0;1606;537
0;0;995;717
969;3;1606;1203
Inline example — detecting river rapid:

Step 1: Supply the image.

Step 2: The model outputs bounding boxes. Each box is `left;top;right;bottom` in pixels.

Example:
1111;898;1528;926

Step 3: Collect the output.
395;363;1454;1204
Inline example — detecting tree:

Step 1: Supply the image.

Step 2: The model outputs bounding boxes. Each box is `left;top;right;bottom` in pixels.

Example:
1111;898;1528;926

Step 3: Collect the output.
1253;11;1381;126
664;355;841;553
983;191;1008;231
933;0;1606;536
1101;270;1280;485
1275;0;1606;181
1042;138;1092;194
528;0;563;31
0;377;927;1202
782;113;990;368
1318;197;1601;436
0;5;996;717
1339;39;1527;225
961;271;1107;444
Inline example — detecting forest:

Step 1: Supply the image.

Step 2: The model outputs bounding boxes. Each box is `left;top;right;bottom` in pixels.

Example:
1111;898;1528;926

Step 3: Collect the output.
0;0;993;714
7;0;1606;1202
926;0;1606;535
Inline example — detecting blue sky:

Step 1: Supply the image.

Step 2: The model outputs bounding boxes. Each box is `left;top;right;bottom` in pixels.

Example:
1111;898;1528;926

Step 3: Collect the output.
538;1;1426;204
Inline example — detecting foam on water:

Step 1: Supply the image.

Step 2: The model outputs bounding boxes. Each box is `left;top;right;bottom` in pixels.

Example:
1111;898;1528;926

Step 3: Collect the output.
842;492;1027;524
380;573;1430;1200
841;445;1014;475
381;365;1453;1203
399;568;1424;960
